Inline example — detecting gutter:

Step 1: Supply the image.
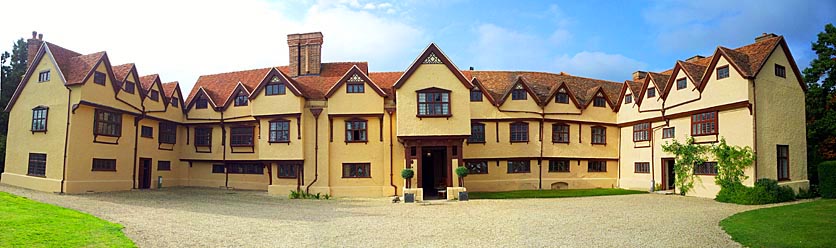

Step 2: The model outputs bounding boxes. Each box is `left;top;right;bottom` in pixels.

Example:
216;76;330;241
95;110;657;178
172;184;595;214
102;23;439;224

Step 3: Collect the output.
387;109;397;195
60;86;72;194
221;111;228;188
750;79;758;182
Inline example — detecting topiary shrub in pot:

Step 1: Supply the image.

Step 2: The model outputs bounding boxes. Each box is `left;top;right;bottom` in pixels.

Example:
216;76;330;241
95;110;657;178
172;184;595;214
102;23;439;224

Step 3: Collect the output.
455;166;469;201
401;168;415;203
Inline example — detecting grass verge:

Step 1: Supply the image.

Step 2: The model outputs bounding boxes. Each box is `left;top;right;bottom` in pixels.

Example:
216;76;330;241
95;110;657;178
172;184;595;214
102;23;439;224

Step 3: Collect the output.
0;192;135;247
720;199;836;248
468;188;645;199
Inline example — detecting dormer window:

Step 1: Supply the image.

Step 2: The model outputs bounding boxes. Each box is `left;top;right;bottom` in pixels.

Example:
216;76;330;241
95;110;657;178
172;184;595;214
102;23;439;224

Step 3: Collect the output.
511;84;526;100
149;90;159;101
38;71;50;82
123;81;135;94
234;92;248;106
625;94;632;104
717;65;730;79
196;97;208;109
676;78;687;90
346;74;365;93
470;87;483;102
266;76;286;95
555;88;569;104
170;97;179;108
647;87;656;98
593;93;606;107
93;72;106;85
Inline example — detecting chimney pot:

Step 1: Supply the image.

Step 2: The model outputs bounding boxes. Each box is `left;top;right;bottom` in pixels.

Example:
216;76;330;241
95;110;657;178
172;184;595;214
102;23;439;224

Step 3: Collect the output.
38;33;43;40
469;66;474;71
31;31;37;39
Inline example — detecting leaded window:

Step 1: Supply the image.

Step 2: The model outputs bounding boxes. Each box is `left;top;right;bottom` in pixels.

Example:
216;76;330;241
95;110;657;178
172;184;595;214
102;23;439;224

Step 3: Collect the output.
92;158;117;171
507;160;530;173
159;122;177;144
38;71;50;82
591;126;606;144
635;162;650;173
510;122;528;142
149;90;159;101
625;94;632;104
230;126;254;147
346;74;365;93
468;123;485;143
549;159;570;172
93;72;106;85
511;84;527;100
158;161;171;171
417;90;450;117
691;111;718;136
777;145;790;181
775;64;786;78
124;81;135;94
269;120;290;143
676;78;687;90
345;119;367;142
588;160;607;172
662;127;675;139
227;163;263;174
343;163;371;178
266;76;286;96
465;161;488;174
27;153;46;176
278;163;299;178
31;107;48;132
717;66;730;79
633;123;650;142
647;87;656;98
553;123;569;143
694;162;718;175
234;92;248;106
94;109;122;137
556;88;569;103
194;127;212;146
470;88;483;102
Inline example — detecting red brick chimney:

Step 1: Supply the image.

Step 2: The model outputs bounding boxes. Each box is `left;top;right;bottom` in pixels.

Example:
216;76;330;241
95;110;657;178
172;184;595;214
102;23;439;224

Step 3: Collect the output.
632;71;647;81
27;31;43;68
287;32;323;77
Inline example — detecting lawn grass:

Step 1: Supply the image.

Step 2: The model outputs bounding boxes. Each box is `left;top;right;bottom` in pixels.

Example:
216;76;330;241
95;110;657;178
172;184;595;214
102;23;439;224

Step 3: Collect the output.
720;199;836;248
468;188;646;199
0;192;135;247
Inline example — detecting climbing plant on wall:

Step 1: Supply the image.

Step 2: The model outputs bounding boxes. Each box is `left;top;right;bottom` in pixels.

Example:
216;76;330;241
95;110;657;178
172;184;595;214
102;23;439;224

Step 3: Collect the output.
662;137;756;196
662;137;708;195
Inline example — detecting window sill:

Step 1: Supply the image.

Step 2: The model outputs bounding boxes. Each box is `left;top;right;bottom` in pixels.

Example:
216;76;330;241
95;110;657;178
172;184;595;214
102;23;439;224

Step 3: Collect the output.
633;139;649;142
157;169;171;171
634;172;650;174
416;114;452;118
510;140;529;144
342;176;372;179
195;144;212;147
548;171;570;173
95;133;122;138
31;130;47;133
269;141;290;144
466;141;486;144
591;142;607;145
345;140;369;144
778;178;791;182
91;169;117;172
26;174;46;178
691;133;718;137
588;171;608;173
230;144;254;147
552;141;570;144
159;141;176;145
507;171;531;174
141;136;153;139
694;173;717;176
277;176;298;179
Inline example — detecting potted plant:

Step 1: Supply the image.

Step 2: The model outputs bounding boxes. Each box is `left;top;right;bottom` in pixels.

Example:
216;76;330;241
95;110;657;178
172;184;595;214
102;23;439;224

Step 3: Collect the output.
401;168;415;203
455;166;469;201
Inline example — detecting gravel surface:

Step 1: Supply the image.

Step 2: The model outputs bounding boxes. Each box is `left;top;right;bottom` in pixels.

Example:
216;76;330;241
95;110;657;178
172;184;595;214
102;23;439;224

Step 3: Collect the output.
1;184;768;247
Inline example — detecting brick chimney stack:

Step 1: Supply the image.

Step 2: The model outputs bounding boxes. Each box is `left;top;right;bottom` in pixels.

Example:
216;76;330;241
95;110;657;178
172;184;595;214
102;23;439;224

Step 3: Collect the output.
632;70;647;81
755;33;778;42
27;31;43;68
287;32;323;77
686;55;705;62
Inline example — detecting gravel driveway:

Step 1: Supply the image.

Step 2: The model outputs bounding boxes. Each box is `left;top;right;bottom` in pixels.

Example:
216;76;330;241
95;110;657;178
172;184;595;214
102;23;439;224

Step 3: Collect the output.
1;184;763;247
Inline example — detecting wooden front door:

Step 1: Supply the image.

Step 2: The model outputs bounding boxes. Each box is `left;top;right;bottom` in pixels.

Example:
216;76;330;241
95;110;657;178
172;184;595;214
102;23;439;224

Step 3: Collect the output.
661;158;675;190
139;158;152;189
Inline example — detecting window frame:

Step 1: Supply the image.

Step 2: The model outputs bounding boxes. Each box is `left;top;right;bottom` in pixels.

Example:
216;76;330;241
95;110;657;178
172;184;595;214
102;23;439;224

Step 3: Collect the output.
194;127;212;147
229;126;254;147
27;153;46;177
195;97;209;109
552;123;570;144
625;94;632;104
511;85;527;100
233;92;248;106
92;158;117;172
416;88;451;117
93;72;106;85
465;160;489;174
632;123;650;142
591;126;607;145
634;162;650;174
159;122;177;144
694;162;718;175
345;119;368;143
227;163;264;174
691;111;719;136
468;122;486;143
509;122;529;143
662;127;675;139
346;82;365;93
342;163;371;178
548;159;570;173
775;64;786;78
717;65;730;80
647;87;656;98
507;160;531;174
265;83;286;96
278;163;300;178
676;78;687;90
38;70;50;82
588;160;607;172
777;145;790;181
123;81;135;94
269;120;291;143
158;161;171;171
556;92;570;104
170;97;179;108
212;164;225;173
149;90;159;102
31;106;48;132
140;125;153;138
593;96;607;107
470;88;483;102
94;109;122;137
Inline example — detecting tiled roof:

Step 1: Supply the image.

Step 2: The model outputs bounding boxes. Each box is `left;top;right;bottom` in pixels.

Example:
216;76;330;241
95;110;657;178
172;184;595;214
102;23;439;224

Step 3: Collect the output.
647;72;671;92
162;81;179;97
63;51;105;85
368;72;402;96
138;74;159;91
469;71;622;106
678;61;707;86
626;80;643;95
112;63;134;81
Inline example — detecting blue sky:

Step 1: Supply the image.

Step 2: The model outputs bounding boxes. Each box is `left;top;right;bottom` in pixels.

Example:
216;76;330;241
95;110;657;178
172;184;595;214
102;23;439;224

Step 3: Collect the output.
2;0;834;92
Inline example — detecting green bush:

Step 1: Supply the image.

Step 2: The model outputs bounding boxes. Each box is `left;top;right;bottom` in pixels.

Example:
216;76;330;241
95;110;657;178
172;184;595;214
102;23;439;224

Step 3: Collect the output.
796;187;818;199
455;166;469;178
715;179;795;205
401;168;414;179
289;190;330;200
819;161;836;199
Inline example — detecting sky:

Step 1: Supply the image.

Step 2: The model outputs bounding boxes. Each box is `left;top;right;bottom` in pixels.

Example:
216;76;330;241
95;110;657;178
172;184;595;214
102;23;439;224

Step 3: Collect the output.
1;0;834;94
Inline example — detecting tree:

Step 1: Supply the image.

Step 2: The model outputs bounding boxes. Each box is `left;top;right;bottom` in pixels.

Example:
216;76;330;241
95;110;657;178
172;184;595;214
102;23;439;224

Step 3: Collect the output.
804;23;836;186
0;38;28;175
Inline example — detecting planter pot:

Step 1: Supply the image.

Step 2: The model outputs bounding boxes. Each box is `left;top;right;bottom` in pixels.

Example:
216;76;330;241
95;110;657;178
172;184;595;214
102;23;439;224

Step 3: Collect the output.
404;193;415;203
458;191;468;201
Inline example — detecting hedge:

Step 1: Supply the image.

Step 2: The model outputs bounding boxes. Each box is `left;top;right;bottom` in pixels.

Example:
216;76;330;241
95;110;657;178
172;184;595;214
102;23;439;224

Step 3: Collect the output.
820;161;836;199
715;179;795;205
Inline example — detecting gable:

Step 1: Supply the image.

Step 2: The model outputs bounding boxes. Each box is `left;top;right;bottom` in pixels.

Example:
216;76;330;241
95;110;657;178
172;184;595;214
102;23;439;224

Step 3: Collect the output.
325;65;386;98
393;43;472;91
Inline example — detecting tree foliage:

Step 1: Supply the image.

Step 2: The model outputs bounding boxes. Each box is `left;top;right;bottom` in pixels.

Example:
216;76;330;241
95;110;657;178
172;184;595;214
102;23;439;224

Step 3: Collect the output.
711;138;756;188
804;23;836;185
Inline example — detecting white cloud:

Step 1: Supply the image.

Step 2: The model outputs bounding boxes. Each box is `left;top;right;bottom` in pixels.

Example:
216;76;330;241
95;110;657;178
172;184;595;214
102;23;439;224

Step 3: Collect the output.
469;24;551;70
0;0;423;94
553;51;647;81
